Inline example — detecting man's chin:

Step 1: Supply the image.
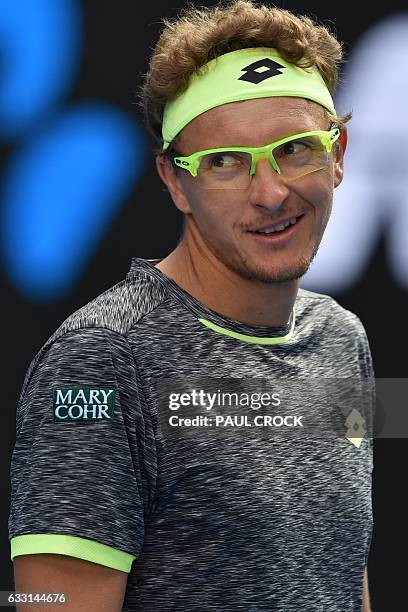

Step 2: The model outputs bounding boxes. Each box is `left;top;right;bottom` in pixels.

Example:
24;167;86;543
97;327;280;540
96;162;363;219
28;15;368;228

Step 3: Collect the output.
228;256;313;284
248;264;310;284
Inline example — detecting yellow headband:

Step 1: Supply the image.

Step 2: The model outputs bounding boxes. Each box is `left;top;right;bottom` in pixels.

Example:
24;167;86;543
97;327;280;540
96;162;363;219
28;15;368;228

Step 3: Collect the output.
162;47;337;150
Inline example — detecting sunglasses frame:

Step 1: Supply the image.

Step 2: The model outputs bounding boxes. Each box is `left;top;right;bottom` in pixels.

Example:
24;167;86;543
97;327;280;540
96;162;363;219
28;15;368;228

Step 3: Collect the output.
167;125;341;179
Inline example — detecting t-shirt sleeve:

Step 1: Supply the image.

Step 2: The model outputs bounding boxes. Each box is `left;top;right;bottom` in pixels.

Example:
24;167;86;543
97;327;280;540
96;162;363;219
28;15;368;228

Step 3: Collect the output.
351;314;375;568
353;314;376;454
8;327;151;573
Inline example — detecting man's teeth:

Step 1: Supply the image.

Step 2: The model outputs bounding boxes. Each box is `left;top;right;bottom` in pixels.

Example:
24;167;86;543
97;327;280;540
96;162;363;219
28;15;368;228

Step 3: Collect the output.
256;216;298;233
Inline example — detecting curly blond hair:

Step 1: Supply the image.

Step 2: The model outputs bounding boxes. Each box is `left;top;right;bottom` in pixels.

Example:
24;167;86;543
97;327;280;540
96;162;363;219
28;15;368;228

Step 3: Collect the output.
137;0;351;154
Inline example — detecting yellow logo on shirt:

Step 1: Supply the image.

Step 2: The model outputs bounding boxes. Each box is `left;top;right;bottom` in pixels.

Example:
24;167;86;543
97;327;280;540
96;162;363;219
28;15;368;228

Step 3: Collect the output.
345;408;366;448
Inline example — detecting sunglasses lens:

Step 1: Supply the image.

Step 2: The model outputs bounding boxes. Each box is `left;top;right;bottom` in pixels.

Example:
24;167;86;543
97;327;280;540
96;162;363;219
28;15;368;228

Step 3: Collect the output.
196;151;252;190
273;135;330;183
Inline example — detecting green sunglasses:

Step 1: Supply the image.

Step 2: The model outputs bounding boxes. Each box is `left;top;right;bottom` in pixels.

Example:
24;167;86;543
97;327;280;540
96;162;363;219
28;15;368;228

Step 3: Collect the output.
167;125;341;178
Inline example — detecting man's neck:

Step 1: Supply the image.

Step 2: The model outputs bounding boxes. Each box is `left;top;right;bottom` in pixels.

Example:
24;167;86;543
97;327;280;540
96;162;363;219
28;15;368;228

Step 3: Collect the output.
154;243;299;329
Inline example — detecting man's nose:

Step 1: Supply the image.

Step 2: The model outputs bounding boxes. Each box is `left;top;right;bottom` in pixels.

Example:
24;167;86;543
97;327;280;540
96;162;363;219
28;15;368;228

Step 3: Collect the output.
249;157;290;208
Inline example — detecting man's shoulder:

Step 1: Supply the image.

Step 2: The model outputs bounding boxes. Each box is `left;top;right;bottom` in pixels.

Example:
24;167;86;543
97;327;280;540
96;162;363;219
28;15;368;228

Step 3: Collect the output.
46;270;168;349
296;287;364;332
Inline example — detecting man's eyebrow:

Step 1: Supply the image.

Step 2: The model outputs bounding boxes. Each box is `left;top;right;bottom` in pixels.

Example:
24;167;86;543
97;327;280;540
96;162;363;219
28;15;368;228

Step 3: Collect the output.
223;126;332;147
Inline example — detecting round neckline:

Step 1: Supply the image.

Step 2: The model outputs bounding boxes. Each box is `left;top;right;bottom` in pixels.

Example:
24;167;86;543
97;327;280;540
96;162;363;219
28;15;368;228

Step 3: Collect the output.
129;257;295;343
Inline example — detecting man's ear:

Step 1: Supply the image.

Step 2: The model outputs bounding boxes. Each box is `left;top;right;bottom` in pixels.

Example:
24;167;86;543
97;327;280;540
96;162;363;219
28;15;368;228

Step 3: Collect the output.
333;125;348;188
155;153;192;214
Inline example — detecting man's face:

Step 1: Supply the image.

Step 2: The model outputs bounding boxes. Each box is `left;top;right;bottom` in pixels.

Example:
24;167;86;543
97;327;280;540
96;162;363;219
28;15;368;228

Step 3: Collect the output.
157;96;346;284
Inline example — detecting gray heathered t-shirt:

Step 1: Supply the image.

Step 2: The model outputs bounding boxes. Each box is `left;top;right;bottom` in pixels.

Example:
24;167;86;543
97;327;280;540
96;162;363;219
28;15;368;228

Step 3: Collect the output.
9;256;374;612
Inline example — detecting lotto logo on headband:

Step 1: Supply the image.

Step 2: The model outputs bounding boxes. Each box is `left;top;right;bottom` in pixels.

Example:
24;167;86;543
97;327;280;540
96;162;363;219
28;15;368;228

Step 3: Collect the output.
238;58;285;84
52;387;117;422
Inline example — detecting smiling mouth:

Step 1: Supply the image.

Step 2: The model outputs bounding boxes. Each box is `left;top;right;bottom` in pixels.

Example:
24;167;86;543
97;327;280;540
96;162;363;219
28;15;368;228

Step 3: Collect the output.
247;213;305;235
244;214;305;246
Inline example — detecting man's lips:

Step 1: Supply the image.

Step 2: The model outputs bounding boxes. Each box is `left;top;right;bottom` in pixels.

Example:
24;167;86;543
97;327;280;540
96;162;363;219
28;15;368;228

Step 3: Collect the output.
244;213;305;244
245;213;305;233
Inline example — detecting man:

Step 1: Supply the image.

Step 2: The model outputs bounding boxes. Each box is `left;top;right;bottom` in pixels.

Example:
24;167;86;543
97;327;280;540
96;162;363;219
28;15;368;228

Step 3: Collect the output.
9;1;374;611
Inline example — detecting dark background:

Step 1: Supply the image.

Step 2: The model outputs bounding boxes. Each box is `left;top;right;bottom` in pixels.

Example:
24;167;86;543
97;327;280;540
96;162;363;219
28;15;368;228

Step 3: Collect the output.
2;1;408;610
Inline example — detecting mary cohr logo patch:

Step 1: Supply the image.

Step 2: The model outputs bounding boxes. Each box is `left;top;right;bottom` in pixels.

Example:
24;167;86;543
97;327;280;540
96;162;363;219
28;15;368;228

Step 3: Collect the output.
53;387;116;422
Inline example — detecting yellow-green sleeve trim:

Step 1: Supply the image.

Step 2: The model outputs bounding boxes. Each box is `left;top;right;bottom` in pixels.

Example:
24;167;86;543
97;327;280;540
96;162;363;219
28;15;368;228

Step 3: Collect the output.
10;534;136;573
197;308;296;345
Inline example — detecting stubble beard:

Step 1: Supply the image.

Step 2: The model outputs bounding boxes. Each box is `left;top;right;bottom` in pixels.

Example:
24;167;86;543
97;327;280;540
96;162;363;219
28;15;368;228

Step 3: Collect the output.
183;206;329;285
219;208;330;284
211;237;322;285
